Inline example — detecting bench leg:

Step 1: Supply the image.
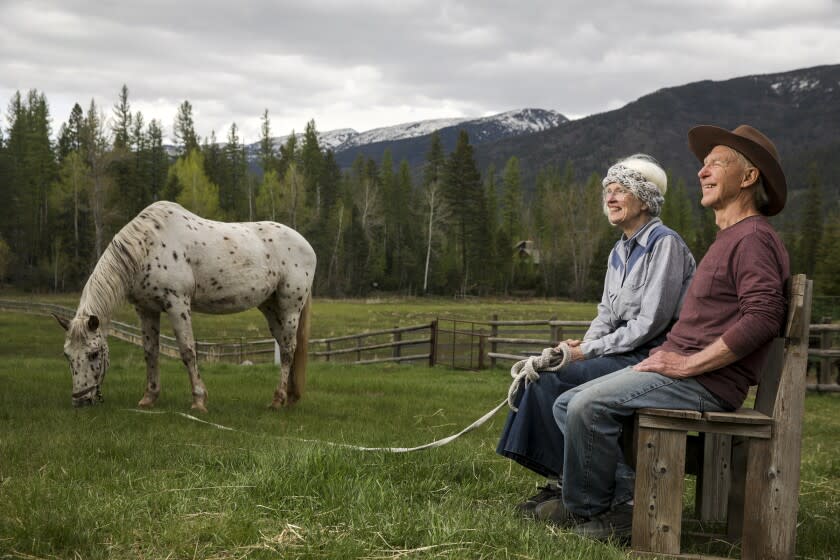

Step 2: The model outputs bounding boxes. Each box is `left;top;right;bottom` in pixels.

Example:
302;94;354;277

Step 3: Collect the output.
697;433;732;523
632;423;687;555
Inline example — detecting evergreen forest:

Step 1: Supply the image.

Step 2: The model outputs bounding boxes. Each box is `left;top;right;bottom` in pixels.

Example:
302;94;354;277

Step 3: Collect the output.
1;86;838;301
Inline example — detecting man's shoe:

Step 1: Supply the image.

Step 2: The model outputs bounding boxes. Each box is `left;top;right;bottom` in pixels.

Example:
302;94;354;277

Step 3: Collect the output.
571;502;633;542
534;496;585;527
515;483;562;517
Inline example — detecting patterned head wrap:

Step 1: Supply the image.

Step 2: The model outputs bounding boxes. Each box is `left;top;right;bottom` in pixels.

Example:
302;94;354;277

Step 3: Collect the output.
602;155;667;218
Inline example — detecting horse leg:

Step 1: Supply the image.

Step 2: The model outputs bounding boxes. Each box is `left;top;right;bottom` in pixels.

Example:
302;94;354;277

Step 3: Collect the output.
137;308;161;408
258;297;298;409
164;299;208;413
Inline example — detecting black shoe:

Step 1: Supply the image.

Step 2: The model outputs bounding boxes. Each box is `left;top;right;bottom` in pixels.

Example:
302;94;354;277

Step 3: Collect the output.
515;483;562;516
534;496;581;526
571;502;633;542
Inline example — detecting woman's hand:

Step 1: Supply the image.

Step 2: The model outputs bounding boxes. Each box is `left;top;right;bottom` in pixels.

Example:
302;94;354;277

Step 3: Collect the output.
557;339;584;362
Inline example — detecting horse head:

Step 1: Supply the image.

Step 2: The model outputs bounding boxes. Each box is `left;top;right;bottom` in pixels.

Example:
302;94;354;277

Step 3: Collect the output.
54;314;110;407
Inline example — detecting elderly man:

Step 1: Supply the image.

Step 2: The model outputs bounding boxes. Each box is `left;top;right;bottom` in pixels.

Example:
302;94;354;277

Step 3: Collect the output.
548;125;791;540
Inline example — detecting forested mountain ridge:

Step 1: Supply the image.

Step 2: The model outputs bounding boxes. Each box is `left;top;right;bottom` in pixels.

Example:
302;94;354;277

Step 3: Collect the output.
476;64;840;201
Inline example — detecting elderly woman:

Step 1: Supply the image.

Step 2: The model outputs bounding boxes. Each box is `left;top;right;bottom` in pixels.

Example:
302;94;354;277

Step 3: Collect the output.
497;154;696;519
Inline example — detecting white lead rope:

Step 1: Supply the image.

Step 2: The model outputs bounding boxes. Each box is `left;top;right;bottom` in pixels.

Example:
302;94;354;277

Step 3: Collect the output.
124;344;571;453
125;401;509;453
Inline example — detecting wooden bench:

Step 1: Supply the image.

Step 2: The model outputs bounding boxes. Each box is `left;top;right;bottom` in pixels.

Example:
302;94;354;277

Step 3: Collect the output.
630;274;812;560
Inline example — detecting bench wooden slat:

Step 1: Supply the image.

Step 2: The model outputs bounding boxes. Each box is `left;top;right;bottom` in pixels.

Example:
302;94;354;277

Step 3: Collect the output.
702;409;772;425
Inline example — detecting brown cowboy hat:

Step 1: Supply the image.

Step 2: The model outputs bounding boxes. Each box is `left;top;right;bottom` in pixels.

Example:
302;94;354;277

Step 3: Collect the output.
688;124;787;216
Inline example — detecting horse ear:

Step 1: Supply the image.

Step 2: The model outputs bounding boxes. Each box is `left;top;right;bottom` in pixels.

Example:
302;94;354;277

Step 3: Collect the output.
53;313;70;331
87;315;100;331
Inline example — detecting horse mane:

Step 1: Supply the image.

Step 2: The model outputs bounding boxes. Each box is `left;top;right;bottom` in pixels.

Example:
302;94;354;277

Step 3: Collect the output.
76;205;166;326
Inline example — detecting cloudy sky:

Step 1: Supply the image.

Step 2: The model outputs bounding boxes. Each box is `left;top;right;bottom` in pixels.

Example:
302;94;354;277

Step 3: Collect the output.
2;0;839;143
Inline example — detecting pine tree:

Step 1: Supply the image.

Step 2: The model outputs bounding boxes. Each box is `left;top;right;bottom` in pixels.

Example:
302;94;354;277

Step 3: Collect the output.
57;103;84;162
797;164;823;277
300;120;323;215
111;84;132;150
502;156;523;243
443;130;487;293
173;100;199;156
258;109;276;173
220;122;246;219
146;119;168;202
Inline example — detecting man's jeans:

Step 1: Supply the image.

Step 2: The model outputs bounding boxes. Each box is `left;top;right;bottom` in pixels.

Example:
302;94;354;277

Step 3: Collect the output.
552;367;728;518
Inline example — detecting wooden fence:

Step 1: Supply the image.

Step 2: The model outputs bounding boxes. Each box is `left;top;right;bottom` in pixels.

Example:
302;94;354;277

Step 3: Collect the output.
2;299;838;392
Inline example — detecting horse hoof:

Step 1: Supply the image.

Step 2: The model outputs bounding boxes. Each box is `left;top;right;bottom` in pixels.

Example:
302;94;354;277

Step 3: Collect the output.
191;402;208;413
138;395;158;408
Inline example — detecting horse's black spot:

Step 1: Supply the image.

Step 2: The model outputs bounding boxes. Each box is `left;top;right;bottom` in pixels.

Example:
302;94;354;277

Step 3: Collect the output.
266;254;270;259
282;261;286;265
229;251;234;255
163;265;167;270
224;236;229;240
180;312;187;320
172;251;178;261
161;242;166;248
151;382;157;390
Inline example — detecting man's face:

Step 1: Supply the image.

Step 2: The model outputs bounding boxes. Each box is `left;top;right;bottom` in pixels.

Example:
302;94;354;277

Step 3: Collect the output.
697;145;750;210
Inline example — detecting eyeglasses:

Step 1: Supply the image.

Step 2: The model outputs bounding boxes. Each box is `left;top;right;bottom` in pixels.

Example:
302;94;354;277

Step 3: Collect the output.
602;186;631;199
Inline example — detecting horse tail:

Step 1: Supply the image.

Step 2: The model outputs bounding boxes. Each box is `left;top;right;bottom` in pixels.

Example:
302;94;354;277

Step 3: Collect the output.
290;293;311;400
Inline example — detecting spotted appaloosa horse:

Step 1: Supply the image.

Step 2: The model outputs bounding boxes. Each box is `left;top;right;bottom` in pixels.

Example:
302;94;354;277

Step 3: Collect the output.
55;201;316;411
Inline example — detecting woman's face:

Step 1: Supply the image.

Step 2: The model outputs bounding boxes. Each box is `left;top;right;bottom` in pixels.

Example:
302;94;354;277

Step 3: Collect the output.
602;182;650;235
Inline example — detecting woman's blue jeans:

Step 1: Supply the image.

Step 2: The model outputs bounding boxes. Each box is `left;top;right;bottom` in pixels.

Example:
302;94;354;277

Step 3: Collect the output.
552;367;727;518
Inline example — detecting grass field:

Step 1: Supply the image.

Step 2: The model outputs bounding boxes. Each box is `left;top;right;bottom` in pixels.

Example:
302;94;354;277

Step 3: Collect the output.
1;310;839;559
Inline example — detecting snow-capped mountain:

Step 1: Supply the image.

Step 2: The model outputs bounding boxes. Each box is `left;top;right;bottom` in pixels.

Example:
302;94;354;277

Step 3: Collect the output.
335;108;566;150
240;108;567;164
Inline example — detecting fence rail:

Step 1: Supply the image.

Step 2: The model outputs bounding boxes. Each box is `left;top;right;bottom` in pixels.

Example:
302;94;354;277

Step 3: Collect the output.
2;299;838;392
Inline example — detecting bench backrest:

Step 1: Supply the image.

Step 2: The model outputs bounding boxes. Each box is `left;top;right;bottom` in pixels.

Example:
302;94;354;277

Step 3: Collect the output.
753;273;811;417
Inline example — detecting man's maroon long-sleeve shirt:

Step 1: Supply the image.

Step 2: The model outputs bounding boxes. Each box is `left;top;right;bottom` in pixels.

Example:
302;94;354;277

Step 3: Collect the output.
655;215;790;409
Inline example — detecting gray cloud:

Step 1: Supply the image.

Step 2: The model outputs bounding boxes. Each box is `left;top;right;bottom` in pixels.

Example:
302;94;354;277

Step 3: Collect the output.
2;0;838;143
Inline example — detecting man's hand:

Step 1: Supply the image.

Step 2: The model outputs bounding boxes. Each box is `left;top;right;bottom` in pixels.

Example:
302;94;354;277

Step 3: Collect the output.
634;351;695;378
635;338;737;379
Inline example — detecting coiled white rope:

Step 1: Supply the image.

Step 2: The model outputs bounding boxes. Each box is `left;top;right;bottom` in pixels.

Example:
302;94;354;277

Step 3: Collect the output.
506;342;572;412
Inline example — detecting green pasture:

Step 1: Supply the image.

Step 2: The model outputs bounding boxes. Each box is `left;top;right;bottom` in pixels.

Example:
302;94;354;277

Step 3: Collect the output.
1;310;839;559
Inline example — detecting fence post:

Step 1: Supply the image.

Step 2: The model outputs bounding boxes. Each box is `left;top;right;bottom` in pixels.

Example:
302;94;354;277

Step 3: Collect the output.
819;326;832;385
429;320;438;367
325;340;331;362
490;314;498;369
478;335;486;369
356;335;362;363
393;326;401;361
550;315;559;344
